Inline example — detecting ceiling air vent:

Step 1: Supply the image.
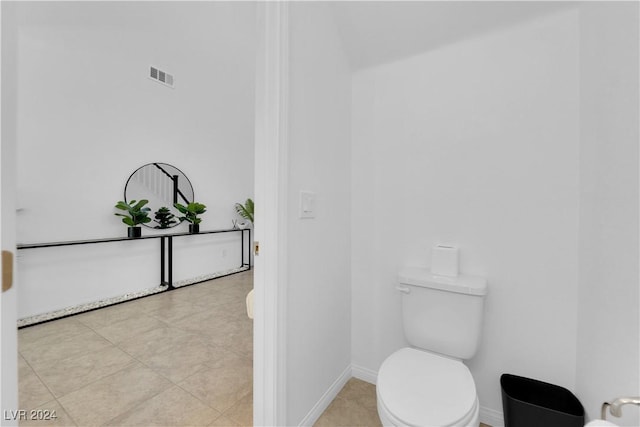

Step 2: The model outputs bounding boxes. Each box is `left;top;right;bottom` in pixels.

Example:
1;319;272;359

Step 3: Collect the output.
149;66;174;88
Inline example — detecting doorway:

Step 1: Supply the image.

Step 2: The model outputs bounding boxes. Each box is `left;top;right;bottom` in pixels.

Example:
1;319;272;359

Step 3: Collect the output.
2;1;282;426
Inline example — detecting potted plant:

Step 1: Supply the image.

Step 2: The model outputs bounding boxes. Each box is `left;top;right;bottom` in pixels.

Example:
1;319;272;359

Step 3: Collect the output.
114;199;151;238
234;198;254;228
153;207;178;229
174;202;207;233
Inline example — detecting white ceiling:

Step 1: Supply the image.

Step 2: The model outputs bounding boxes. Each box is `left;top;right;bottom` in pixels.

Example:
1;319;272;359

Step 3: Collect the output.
330;1;578;70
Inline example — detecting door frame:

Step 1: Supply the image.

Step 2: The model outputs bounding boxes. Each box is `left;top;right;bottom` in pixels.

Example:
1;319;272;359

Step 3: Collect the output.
253;2;289;426
0;3;290;425
1;2;20;424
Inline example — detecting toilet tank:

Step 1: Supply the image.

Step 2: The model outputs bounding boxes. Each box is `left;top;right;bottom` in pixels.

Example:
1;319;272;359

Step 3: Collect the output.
398;267;487;360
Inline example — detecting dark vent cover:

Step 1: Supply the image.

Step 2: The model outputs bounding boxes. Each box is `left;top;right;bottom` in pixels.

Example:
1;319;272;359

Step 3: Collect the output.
149;66;174;88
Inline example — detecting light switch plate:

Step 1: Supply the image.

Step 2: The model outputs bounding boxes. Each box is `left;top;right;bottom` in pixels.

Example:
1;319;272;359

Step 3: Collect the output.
299;191;316;219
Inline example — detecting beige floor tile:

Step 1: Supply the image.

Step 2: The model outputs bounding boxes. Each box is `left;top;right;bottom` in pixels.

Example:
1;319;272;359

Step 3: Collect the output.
190;291;245;310
208;321;253;359
104;385;220;426
117;325;196;358
139;340;229;383
180;307;252;354
211;299;250;320
18;399;77;427
18;356;55;411
203;347;252;371
218;283;252;298
224;323;253;359
222;391;252;426
58;363;172;426
197;275;251;297
335;378;378;412
146;301;208;324
228;283;253;296
314;395;382;427
20;330;112;369
178;353;252;413
74;301;142;329
94;313;166;344
34;346;137;398
172;283;220;299
174;309;234;337
18;318;91;353
209;414;241;427
19;272;256;427
314;378;382;427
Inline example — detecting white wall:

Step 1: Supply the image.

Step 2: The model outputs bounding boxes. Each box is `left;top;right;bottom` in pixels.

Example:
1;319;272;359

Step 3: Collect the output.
12;2;256;319
351;9;581;422
286;3;352;425
576;3;639;425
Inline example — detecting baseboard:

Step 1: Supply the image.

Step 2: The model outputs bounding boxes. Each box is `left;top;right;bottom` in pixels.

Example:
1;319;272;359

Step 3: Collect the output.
480;406;504;427
351;364;378;384
298;365;352;427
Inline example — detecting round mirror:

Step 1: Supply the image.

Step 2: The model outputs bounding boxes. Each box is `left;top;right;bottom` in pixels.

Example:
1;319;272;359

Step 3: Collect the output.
124;163;194;229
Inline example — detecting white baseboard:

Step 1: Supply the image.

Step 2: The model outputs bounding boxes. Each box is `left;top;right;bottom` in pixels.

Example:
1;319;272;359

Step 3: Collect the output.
298;365;352;427
351;364;378;384
480;406;504;427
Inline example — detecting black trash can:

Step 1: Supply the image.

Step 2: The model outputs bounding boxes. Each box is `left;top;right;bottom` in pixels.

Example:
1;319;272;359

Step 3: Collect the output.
501;374;585;427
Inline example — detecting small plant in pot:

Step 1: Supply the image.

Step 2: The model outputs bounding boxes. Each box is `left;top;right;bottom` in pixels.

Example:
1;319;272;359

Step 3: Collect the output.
153;206;178;229
234;198;254;229
114;199;151;238
174;202;207;233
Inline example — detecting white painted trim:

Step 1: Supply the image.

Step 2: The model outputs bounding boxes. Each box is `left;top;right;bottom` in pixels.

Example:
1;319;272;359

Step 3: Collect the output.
298;366;352;427
253;2;289;426
1;3;20;423
480;406;504;427
351;364;378;385
275;3;290;423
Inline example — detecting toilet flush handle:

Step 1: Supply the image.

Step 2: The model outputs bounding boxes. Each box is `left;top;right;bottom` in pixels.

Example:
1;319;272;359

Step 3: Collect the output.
395;285;411;294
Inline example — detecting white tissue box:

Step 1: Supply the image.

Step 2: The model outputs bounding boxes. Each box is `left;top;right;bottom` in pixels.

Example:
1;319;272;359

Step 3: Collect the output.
431;245;459;277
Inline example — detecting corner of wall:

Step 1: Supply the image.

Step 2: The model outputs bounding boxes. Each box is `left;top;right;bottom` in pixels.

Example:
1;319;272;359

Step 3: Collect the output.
297;366;351;427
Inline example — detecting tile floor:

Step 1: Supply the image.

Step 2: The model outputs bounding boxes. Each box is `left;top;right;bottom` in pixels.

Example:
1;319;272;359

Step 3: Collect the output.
313;378;491;427
18;271;253;427
314;379;381;427
18;271;490;427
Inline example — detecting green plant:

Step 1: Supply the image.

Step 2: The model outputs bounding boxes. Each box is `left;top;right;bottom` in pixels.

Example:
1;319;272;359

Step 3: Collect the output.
114;200;152;227
235;198;254;224
174;202;207;224
153;207;178;229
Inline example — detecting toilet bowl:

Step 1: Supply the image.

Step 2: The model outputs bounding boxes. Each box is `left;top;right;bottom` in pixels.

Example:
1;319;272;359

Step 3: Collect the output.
585;421;618;426
377;347;479;427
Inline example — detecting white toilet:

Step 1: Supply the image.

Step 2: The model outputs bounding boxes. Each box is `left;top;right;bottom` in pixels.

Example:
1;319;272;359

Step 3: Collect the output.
377;266;488;427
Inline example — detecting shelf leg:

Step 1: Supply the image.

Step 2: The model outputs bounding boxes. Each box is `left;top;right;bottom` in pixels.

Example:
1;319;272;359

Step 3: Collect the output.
161;237;166;286
247;229;251;269
167;236;174;290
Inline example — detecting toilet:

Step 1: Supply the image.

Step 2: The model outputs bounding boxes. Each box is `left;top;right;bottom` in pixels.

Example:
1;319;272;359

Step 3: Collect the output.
377;266;488;427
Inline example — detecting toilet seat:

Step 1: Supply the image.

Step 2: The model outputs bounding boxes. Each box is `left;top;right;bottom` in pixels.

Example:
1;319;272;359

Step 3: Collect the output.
377;348;478;427
377;393;478;427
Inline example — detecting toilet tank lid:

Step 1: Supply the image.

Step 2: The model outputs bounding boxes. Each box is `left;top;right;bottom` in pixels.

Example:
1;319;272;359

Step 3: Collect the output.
398;266;487;296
